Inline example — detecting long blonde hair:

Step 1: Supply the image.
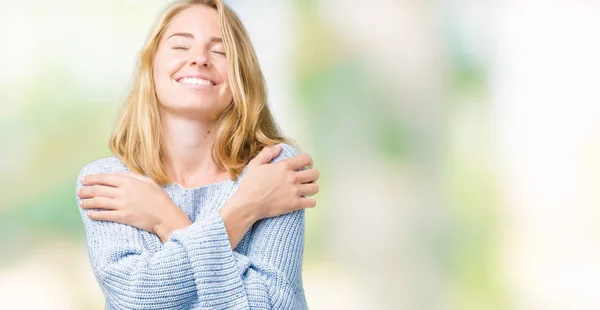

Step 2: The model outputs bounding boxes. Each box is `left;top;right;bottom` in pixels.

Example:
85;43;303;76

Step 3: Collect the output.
110;0;288;185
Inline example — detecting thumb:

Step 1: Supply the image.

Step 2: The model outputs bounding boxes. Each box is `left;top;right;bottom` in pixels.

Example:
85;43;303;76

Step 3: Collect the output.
250;144;282;167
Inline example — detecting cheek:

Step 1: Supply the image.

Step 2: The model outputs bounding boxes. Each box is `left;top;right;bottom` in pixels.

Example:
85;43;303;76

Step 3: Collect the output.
152;64;168;102
219;83;233;107
154;53;185;98
154;50;184;80
153;56;174;104
217;65;232;98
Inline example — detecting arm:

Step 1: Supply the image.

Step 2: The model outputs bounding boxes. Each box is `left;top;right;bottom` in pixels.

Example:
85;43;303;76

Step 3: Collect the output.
170;144;308;309
172;209;306;310
150;143;316;249
78;145;316;309
77;161;210;310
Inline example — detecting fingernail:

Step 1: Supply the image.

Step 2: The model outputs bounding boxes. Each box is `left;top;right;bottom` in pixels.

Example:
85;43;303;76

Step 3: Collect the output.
80;176;85;183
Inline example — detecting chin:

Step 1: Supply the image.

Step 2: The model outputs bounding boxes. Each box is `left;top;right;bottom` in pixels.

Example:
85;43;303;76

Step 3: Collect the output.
162;102;227;120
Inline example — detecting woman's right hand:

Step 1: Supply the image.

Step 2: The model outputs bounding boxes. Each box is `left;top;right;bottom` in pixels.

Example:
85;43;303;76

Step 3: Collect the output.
219;144;319;247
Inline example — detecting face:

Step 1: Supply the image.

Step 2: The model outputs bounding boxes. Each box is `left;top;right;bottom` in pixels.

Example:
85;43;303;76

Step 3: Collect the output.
153;5;232;120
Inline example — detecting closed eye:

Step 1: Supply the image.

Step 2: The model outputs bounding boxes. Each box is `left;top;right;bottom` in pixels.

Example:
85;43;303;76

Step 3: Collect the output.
212;51;226;56
172;46;190;50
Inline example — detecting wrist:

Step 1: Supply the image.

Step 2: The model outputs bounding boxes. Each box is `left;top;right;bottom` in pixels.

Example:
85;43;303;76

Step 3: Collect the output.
222;194;260;225
155;210;192;243
219;199;260;229
219;196;258;248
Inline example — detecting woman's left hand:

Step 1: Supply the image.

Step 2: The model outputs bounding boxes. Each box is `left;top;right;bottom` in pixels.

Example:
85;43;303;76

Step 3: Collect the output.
77;172;191;242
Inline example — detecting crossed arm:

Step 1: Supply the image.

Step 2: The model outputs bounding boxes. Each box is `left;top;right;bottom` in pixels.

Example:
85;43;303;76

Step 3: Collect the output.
77;144;314;309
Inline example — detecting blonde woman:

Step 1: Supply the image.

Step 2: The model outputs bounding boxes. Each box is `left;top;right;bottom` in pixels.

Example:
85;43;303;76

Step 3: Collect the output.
75;1;318;309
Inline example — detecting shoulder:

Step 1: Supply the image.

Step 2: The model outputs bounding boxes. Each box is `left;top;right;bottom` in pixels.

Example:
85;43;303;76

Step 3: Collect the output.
77;156;129;179
270;143;302;163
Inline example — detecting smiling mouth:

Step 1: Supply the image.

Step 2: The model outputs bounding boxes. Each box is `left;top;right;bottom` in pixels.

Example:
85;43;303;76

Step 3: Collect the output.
177;77;216;86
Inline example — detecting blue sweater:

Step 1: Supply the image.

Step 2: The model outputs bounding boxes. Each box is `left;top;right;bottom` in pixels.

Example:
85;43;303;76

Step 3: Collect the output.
76;144;307;310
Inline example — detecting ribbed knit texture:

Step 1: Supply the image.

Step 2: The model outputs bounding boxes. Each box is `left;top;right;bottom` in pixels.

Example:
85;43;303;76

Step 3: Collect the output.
76;144;307;310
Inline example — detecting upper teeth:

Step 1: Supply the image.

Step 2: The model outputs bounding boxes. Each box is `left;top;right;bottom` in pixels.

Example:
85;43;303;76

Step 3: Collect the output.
179;77;213;85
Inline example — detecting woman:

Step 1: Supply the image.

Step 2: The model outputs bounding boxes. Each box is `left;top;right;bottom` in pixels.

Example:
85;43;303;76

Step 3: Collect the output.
75;1;319;309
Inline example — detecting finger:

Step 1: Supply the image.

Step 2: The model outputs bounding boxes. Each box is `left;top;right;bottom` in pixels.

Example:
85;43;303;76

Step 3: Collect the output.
295;168;320;184
77;185;119;199
81;173;128;187
306;160;313;170
250;144;282;166
87;210;121;222
298;197;317;209
79;197;118;210
305;157;314;170
282;153;312;171
299;183;319;197
116;172;152;183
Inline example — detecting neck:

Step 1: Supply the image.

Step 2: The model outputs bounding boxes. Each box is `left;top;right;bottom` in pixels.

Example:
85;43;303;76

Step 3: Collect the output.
160;113;228;188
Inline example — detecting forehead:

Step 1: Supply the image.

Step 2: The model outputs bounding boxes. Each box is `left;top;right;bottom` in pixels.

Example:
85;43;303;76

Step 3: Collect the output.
165;5;221;38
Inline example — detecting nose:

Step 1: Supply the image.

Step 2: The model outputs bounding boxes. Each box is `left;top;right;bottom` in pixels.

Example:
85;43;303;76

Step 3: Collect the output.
189;51;211;69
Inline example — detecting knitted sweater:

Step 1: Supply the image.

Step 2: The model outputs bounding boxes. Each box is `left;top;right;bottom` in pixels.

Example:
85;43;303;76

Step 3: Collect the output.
76;144;307;310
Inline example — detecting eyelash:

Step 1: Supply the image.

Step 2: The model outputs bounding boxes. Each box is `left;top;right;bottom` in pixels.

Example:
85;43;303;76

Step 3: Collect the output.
171;46;225;56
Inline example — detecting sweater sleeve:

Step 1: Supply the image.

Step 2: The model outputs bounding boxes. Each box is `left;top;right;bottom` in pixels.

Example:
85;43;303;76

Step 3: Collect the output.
77;160;215;310
169;143;308;309
78;143;308;309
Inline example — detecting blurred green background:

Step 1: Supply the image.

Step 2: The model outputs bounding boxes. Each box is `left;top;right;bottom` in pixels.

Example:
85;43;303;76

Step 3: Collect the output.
1;0;600;309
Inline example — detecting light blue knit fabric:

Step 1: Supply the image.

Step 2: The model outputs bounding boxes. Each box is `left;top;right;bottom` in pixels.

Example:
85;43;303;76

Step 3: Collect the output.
76;143;307;310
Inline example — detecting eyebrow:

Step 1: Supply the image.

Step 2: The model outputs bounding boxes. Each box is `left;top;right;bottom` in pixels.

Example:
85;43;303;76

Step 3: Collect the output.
166;32;223;43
